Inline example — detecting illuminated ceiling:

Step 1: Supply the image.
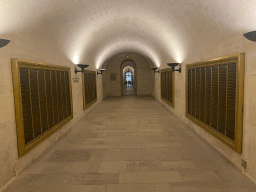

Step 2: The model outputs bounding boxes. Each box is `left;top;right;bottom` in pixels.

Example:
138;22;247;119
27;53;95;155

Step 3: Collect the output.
1;0;255;68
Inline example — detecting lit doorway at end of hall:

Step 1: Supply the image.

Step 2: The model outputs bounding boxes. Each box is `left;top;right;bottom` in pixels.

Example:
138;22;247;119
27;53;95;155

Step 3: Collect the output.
125;70;133;86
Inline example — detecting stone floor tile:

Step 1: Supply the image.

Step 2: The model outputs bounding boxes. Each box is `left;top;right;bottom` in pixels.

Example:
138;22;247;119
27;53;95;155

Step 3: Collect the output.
107;141;151;149
180;171;219;182
70;161;100;173
191;158;236;171
85;149;105;161
130;132;151;136
77;143;107;149
83;173;119;185
82;138;104;143
106;183;173;192
28;185;107;192
99;161;127;173
161;160;196;170
22;163;50;175
150;141;183;148
47;150;91;162
141;148;186;161
61;143;107;150
100;148;143;161
127;160;162;172
148;135;180;142
4;184;107;192
119;171;184;183
4;186;34;192
13;173;85;186
104;136;148;143
170;182;256;192
23;162;74;174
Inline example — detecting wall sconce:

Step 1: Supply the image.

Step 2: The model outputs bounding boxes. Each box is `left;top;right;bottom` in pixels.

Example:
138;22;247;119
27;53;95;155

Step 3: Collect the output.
243;31;256;42
75;64;89;73
167;63;181;73
151;67;160;73
0;39;10;48
97;69;106;75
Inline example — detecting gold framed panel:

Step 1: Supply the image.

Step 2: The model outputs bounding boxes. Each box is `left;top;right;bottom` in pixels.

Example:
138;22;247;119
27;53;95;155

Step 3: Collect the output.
82;70;97;110
160;68;175;108
12;59;73;156
185;53;245;153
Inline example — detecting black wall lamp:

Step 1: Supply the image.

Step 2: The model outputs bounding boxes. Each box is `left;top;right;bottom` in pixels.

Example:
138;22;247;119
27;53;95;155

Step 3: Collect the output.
75;64;89;73
97;69;106;75
151;67;160;73
0;39;10;48
243;31;256;42
167;63;181;73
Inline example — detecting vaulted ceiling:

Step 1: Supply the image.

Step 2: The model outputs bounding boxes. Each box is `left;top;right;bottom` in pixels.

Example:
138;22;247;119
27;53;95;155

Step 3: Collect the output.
1;0;255;68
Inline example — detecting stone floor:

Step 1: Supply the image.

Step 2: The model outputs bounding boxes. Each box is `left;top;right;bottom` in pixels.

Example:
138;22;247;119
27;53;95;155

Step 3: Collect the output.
122;85;136;96
4;96;256;192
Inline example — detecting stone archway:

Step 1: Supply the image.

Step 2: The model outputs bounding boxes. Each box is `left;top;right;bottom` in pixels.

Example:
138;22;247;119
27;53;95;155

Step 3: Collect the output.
123;66;134;86
120;59;137;95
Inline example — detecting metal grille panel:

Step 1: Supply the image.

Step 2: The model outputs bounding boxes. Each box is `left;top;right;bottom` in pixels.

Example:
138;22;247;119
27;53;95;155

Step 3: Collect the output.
83;71;97;109
12;59;73;156
186;54;244;152
161;69;174;107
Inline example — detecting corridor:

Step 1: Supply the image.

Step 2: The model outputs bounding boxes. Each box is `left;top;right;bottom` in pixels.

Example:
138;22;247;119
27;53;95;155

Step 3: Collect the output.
122;85;136;96
4;97;256;192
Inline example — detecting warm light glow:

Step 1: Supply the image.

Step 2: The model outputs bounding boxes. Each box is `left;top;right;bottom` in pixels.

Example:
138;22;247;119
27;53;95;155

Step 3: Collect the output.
123;66;134;73
64;7;186;69
95;40;161;69
176;56;182;64
73;55;79;65
3;0;256;70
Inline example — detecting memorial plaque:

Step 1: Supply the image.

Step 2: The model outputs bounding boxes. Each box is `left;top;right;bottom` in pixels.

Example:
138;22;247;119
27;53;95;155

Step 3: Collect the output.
12;59;73;156
161;69;174;107
186;54;244;153
83;71;97;109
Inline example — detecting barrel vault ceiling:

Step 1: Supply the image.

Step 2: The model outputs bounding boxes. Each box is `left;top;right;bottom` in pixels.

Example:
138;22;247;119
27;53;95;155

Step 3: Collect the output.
1;0;256;68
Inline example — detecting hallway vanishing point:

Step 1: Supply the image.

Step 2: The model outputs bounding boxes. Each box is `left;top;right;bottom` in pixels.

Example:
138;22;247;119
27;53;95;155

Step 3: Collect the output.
5;96;256;192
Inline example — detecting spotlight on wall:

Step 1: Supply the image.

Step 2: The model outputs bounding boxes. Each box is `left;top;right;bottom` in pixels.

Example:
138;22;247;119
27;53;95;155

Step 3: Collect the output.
0;39;10;48
75;64;89;73
167;63;181;73
243;31;256;42
151;67;160;73
97;69;106;75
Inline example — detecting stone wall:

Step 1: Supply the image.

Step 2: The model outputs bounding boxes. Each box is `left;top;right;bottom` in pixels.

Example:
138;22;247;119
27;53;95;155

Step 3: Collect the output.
0;34;103;190
155;33;256;184
102;53;155;97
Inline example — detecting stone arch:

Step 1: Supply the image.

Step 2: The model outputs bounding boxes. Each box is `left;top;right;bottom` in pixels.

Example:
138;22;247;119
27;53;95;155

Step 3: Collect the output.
102;53;154;98
120;59;137;95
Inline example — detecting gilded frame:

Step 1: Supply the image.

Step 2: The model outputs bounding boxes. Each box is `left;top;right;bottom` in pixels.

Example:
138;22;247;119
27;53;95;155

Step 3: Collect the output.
12;58;73;156
160;68;175;108
185;53;245;153
82;70;97;110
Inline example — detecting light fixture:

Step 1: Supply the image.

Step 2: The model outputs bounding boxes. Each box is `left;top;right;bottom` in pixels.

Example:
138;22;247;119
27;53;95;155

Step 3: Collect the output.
151;67;160;73
75;64;89;73
167;63;181;73
0;39;10;48
97;69;106;75
243;31;256;42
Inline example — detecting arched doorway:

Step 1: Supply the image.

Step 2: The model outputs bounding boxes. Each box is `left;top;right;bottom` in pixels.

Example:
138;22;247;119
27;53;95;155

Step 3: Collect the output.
121;60;137;96
125;69;133;86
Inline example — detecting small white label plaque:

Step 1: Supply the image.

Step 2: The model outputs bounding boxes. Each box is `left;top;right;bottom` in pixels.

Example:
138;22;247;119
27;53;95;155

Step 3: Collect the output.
72;78;80;83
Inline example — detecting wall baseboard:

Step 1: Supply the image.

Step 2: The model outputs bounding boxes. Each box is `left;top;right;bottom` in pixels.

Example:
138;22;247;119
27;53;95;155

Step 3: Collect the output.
243;171;256;185
0;176;17;192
